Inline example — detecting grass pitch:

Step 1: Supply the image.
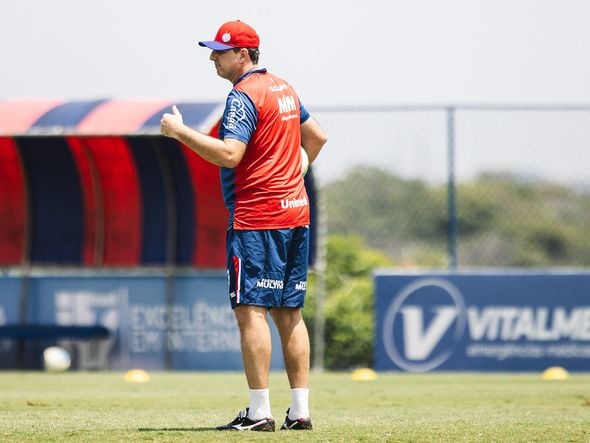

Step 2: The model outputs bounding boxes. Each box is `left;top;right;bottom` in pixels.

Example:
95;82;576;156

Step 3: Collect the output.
0;371;589;442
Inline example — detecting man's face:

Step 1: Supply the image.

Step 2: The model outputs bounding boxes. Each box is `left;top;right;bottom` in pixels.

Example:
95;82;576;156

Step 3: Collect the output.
209;48;242;81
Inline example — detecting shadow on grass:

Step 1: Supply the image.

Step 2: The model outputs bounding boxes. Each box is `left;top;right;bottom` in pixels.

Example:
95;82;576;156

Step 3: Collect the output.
138;427;214;432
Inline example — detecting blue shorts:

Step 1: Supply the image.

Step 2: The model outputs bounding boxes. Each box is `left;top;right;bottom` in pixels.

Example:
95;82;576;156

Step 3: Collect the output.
226;227;309;309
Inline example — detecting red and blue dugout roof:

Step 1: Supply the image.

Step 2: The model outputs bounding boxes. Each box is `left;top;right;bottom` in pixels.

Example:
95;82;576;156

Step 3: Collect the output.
0;99;318;268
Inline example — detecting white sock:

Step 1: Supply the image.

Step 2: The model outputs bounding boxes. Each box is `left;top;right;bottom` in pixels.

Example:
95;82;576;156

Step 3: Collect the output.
248;388;271;420
289;388;310;420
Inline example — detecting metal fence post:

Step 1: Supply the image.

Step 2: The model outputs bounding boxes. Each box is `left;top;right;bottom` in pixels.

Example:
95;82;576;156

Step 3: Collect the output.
312;187;327;372
447;107;458;270
153;139;177;371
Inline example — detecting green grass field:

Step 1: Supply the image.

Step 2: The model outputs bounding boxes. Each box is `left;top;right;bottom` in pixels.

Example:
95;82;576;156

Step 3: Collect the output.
0;371;589;442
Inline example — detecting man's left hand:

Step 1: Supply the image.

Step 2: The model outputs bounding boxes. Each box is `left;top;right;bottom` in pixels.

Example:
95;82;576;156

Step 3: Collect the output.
160;105;184;138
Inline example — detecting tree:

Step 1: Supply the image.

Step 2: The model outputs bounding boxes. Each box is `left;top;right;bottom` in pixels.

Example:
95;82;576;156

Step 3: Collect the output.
323;166;590;267
305;235;394;369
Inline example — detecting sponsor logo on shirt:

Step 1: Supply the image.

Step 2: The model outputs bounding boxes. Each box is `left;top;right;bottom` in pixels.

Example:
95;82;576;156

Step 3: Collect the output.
270;84;288;92
278;95;297;114
281;196;308;209
224;97;246;130
278;95;298;121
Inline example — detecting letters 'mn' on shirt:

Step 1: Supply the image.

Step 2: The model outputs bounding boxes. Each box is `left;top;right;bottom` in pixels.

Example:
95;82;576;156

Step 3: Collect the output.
219;68;311;230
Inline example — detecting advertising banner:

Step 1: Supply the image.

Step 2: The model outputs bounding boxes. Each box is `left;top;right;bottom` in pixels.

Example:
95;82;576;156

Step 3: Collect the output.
0;273;283;370
0;277;20;368
375;272;590;372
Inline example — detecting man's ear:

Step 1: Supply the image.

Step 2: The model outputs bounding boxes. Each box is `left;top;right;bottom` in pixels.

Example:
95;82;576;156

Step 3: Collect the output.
240;48;249;62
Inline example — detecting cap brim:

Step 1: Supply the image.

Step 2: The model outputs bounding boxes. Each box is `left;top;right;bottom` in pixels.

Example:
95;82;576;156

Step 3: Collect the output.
198;41;234;50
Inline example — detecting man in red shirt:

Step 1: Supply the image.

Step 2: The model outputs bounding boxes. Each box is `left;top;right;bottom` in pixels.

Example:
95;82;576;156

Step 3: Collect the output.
160;20;327;432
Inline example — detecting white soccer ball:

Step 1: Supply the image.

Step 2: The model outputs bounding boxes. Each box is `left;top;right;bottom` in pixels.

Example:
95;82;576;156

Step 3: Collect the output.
301;148;309;177
43;346;71;372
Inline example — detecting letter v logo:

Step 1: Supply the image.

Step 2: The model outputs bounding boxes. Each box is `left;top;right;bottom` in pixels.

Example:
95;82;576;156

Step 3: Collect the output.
400;306;457;360
383;278;466;372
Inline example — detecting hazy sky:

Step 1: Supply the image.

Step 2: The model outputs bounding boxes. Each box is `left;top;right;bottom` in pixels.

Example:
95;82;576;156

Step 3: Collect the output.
2;0;590;106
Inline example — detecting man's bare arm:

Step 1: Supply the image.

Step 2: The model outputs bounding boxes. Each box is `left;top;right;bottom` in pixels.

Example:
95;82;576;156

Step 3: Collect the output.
300;117;328;164
160;105;247;168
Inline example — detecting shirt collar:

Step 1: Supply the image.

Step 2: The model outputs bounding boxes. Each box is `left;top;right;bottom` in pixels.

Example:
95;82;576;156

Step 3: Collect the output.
234;68;267;85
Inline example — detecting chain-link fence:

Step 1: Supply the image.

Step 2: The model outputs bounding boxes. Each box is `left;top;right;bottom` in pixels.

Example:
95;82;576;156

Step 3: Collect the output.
310;106;590;269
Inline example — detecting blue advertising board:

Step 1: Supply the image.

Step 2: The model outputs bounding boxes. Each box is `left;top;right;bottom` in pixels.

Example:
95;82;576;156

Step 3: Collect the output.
375;271;590;372
0;272;283;370
0;277;21;368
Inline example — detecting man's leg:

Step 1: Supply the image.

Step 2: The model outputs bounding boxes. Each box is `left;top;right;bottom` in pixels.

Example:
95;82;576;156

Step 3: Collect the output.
217;304;275;430
234;305;272;389
270;307;313;429
218;228;276;431
229;304;276;427
269;307;310;389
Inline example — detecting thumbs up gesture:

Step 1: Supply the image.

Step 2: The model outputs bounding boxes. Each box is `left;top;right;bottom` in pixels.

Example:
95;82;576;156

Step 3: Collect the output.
160;105;184;138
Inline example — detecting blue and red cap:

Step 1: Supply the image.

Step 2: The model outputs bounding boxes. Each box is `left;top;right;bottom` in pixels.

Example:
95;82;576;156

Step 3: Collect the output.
198;20;260;50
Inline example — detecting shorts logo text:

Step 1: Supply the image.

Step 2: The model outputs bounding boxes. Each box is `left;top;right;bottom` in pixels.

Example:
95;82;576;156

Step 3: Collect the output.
256;279;283;289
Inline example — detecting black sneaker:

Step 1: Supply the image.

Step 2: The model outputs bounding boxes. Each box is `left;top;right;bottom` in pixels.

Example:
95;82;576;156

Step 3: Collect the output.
216;408;275;431
281;408;313;430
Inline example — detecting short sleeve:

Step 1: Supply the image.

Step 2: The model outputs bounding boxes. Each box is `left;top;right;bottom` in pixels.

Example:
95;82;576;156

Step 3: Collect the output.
220;89;258;144
299;99;310;124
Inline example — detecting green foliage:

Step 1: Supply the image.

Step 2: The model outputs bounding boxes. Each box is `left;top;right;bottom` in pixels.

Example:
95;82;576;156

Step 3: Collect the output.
305;235;394;369
456;174;590;266
324;166;448;267
323;166;590;267
324;235;393;290
323;277;373;369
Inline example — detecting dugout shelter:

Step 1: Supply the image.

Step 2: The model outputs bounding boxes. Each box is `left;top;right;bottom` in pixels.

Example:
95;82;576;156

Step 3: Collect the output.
0;99;318;269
